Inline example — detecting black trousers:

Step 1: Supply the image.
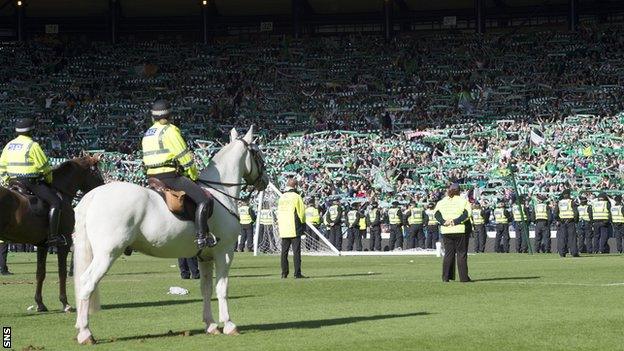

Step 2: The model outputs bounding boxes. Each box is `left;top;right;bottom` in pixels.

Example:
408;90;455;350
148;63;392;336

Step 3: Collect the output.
329;225;342;251
473;224;487;252
388;224;403;250
534;221;550;253
494;224;510;253
557;221;578;257
406;224;425;249
613;223;624;253
19;178;61;209
369;226;381;251
577;221;592;253
0;242;8;273
346;227;362;251
514;221;529;253
425;226;438;249
442;234;469;282
238;225;254;252
281;237;301;277
593;221;610;253
178;257;199;278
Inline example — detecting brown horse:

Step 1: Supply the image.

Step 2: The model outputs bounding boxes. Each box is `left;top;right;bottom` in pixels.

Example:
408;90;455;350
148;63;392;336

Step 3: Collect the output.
0;155;104;312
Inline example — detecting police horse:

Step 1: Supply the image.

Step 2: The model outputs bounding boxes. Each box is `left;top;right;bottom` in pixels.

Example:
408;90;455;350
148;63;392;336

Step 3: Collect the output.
73;126;268;344
0;155;104;312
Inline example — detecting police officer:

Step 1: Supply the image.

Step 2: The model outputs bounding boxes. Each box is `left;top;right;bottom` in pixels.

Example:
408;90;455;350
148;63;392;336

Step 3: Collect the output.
554;189;579;257
142;100;216;249
0;118;65;247
0;239;12;275
326;199;343;251
424;202;439;249
304;198;322;250
493;200;512;253
346;203;362;251
532;194;552;253
386;201;403;250
577;196;593;254
434;184;472;283
592;192;611;254
178;256;199;279
358;209;367;250
237;201;255;252
258;207;274;253
511;196;530;253
611;195;624;253
276;178;306;279
471;202;489;253
405;200;425;249
366;201;382;251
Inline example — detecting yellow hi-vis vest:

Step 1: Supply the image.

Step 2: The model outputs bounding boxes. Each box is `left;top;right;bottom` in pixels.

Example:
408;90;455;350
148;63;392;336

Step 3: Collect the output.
259;209;273;225
407;207;424;225
277;191;305;238
578;205;590;221
512;204;527;222
425;209;437;226
0;135;52;183
592;200;609;220
347;210;358;226
388;208;401;225
142;122;199;180
359;217;366;230
328;205;339;221
558;199;574;219
494;208;508;224
534;203;549;220
611;205;624;223
305;207;320;225
472;209;484;225
435;196;470;235
367;210;378;224
239;206;253;225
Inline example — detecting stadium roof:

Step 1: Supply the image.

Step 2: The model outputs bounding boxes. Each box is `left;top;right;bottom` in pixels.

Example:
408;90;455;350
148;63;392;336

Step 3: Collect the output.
0;0;617;18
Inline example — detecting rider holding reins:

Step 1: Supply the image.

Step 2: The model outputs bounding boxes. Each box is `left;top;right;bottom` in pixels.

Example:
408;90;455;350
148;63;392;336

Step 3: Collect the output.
141;100;217;249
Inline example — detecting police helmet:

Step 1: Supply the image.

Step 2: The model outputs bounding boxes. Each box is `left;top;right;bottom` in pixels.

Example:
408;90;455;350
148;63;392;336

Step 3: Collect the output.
15;118;34;133
151;99;172;119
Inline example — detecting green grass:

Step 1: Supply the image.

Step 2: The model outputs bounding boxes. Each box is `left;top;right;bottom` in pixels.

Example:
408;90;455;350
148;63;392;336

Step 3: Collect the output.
1;252;623;351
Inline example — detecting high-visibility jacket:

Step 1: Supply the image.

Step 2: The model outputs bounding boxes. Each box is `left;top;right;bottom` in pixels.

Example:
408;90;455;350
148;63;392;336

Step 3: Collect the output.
305;206;320;225
347;210;359;227
534;203;549;221
592;200;609;220
328;205;340;224
277;190;305;238
472;209;484;225
238;205;253;225
578;205;591;222
259;209;273;225
434;195;470;235
388;208;401;225
512;204;527;222
494;208;508;224
359;217;367;230
407;207;424;225
0;135;52;183
142;122;199;180
611;205;624;223
367;210;380;227
425;209;437;226
558;199;574;219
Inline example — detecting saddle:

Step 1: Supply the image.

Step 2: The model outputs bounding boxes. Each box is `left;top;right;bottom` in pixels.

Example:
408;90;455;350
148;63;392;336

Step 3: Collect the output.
8;180;48;214
147;178;186;215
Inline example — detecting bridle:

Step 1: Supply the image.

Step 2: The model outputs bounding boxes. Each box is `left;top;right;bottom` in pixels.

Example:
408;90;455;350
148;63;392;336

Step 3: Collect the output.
198;138;267;202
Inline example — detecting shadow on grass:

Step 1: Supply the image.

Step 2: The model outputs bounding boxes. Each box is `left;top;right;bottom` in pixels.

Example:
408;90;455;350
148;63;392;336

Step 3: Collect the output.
313;272;382;278
229;273;275;278
102;295;254;310
472;276;541;282
104;311;430;343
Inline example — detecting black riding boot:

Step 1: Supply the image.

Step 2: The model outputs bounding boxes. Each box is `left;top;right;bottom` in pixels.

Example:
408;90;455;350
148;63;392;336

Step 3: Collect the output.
46;207;67;247
195;202;218;249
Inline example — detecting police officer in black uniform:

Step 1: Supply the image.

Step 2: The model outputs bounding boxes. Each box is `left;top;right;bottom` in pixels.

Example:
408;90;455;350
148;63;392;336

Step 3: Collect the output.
366;201;382;251
346;203;362;251
576;196;593;254
404;200;425;249
471;202;489;253
554;189;579;257
592;192;611;253
424;202;439;249
511;196;530;253
493;200;512;253
0;240;12;275
326;199;343;251
532;194;552;253
386;201;403;250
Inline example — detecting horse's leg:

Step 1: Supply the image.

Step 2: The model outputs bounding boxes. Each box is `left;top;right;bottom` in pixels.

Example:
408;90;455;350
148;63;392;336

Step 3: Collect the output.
198;258;220;335
215;248;238;335
76;252;119;345
35;246;48;312
57;245;73;312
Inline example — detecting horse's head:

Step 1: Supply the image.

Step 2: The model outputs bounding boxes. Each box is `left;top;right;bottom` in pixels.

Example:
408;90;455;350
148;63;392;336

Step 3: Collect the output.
52;155;105;197
229;126;269;192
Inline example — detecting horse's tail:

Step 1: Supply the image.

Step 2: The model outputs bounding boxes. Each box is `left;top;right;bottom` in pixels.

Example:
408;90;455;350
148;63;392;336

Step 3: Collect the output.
73;191;100;314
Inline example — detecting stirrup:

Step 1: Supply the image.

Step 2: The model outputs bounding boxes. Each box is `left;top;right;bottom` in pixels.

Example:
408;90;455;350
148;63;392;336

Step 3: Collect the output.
195;233;219;249
46;235;67;247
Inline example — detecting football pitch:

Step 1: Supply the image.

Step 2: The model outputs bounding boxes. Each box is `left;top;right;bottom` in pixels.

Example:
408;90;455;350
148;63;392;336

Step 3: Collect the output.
1;252;623;351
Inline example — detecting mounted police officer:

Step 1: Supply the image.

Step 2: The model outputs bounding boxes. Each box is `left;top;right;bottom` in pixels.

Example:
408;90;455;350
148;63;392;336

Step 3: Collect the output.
0;118;65;247
141;100;217;249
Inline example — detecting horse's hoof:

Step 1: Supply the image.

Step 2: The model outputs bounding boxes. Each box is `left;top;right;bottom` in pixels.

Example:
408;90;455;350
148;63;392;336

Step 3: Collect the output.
77;335;96;345
37;305;49;312
206;327;222;335
64;305;74;313
225;328;240;336
223;322;240;336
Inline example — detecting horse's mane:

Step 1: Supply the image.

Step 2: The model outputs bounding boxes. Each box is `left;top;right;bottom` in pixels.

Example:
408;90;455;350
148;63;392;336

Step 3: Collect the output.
51;156;95;190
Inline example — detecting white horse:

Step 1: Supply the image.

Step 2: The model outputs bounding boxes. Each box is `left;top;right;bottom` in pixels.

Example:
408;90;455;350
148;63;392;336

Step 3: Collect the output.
72;126;268;344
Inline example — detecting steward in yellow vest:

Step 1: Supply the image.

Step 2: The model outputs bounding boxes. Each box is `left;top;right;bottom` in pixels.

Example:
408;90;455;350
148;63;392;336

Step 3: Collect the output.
141;100;216;249
276;178;306;278
238;203;255;226
259;209;274;226
0;118;65;247
305;200;321;226
612;195;624;254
